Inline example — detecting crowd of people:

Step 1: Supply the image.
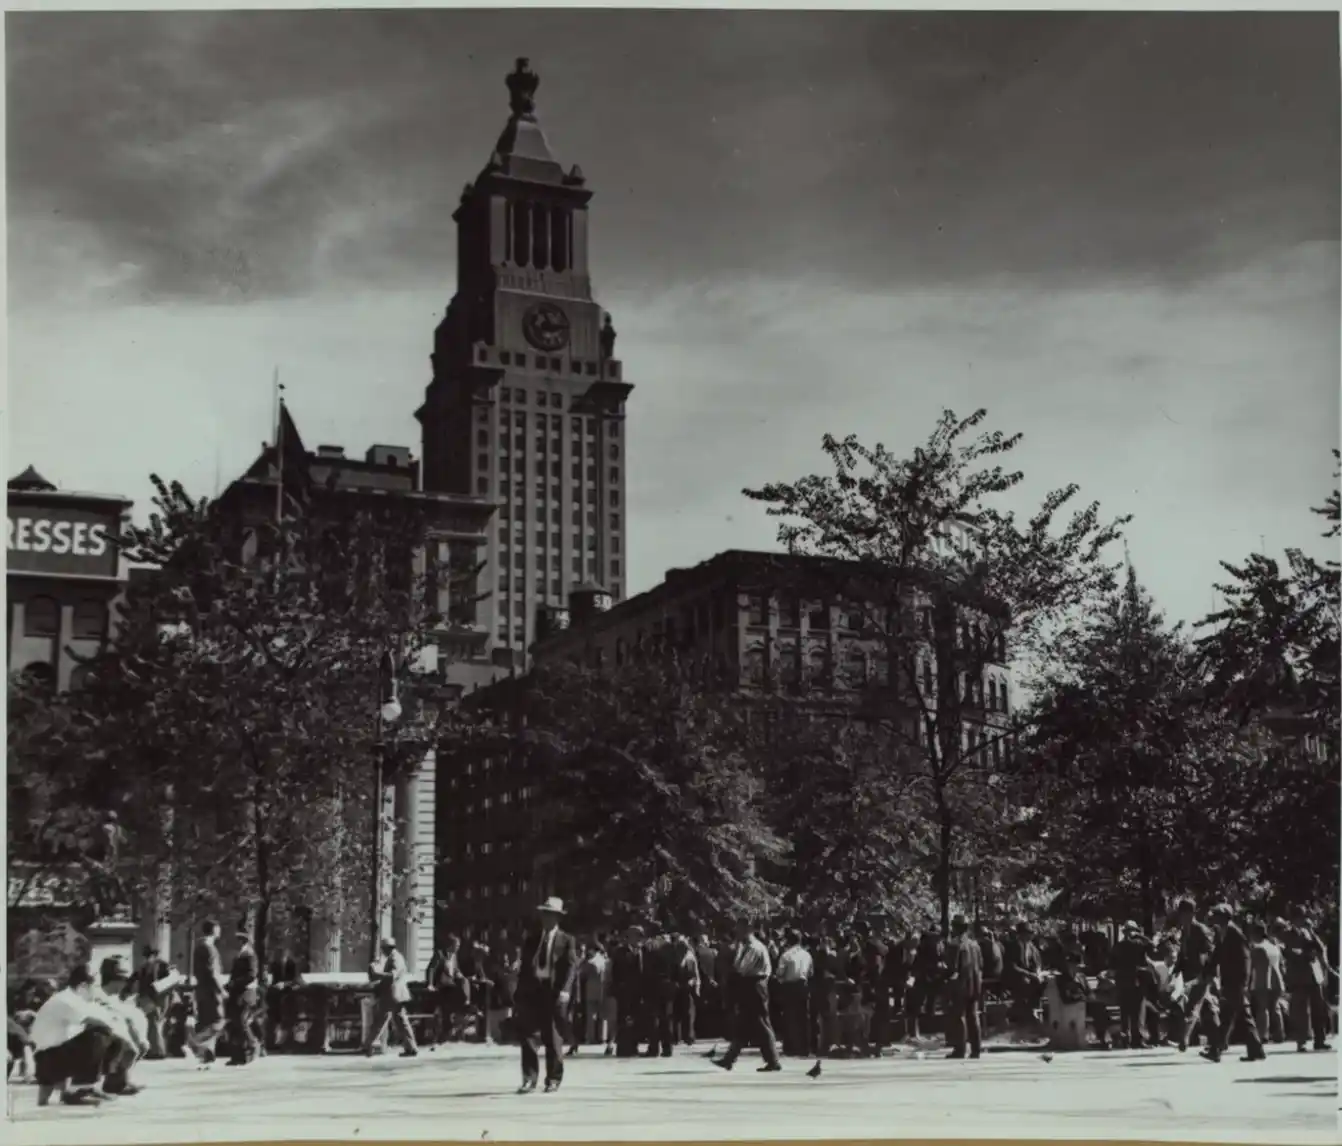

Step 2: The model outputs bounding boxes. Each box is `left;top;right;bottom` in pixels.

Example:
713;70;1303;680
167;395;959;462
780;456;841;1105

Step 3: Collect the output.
7;895;1336;1107
419;898;1337;1068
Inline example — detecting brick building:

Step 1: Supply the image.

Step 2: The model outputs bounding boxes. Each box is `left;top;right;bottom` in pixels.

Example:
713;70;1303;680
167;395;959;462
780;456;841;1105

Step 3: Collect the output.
434;548;1015;938
7;465;132;692
415;58;633;665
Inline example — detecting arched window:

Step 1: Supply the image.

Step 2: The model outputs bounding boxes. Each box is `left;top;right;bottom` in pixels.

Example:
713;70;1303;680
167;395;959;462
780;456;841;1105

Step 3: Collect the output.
24;596;59;638
72;599;108;641
988;678;998;711
744;645;766;685
1000;681;1010;712
512;201;531;268
550;206;569;272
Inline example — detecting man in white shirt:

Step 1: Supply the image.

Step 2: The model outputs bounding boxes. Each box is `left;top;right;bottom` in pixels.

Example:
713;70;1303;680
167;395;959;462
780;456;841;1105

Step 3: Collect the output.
363;938;419;1058
92;956;150;1096
775;930;814;1057
30;963;119;1107
712;920;782;1074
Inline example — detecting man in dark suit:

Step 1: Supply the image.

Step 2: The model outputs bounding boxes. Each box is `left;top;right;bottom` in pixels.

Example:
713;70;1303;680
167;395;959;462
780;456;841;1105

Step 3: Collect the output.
187;920;226;1065
1003;921;1044;1024
945;915;984;1060
225;926;262;1065
1200;904;1264;1063
515;896;578;1093
1283;907;1334;1053
1174;898;1219;1052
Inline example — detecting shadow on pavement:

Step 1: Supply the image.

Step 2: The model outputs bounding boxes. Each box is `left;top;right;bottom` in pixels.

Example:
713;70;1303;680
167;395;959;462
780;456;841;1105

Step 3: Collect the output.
1236;1075;1335;1085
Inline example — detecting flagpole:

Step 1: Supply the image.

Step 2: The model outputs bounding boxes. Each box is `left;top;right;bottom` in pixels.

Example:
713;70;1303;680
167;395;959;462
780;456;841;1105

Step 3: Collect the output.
274;367;284;525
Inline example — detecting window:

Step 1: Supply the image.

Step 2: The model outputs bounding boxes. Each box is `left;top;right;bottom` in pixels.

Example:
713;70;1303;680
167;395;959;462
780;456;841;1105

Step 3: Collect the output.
609;466;620;483
611;513;621;531
586;361;597;375
72;600;107;641
477;429;489;446
497;571;508;587
552;485;561;500
550;461;561;477
587;465;597;482
608;421;620;437
572;534;581;550
610;445;620;460
551;507;561;524
612;537;621;554
513;412;525;427
536;530;546;547
586;535;597;551
515;389;527;404
572;463;581;479
611;559;621;577
477;454;489;473
535;460;546;476
477;406;490;422
499;526;509;542
748;594;769;626
551;394;564;410
501;387;512;402
513;552;524;569
552;579;562;596
587;511;597;527
570;416;582;432
514;627;525;644
1001;681;1010;711
550;358;562;371
572;557;582;574
778;596;801;629
477;477;489;494
24;596;59;638
586;418;595;436
500;480;510;497
808;603;830;630
514;435;525;451
611;491;620;507
551;532;561;548
988;678;998;711
512;457;524;474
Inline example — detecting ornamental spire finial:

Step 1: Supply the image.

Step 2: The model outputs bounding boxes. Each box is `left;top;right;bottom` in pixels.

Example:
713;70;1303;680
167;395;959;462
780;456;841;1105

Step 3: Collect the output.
506;57;540;120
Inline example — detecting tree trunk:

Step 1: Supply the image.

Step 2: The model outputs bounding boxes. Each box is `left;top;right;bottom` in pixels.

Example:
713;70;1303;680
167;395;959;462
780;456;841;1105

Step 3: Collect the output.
937;811;954;935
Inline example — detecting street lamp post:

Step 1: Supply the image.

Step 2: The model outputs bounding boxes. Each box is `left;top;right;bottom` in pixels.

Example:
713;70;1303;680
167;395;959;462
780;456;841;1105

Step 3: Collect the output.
369;650;402;964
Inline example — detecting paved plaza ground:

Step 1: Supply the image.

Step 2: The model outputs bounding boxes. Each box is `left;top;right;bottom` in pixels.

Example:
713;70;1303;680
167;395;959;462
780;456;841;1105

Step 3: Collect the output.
7;1041;1338;1145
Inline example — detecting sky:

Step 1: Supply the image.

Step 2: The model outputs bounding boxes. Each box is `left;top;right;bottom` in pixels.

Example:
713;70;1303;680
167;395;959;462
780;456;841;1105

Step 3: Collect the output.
6;8;1339;625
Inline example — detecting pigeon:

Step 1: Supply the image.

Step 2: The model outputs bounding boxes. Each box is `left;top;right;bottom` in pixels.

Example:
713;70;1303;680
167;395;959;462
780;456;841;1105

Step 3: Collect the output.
806;1059;822;1079
1040;1053;1054;1064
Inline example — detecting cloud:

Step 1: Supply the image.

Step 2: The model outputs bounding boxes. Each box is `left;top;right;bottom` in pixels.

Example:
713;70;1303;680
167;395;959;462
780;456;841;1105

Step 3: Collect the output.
10;241;1335;632
7;10;1337;309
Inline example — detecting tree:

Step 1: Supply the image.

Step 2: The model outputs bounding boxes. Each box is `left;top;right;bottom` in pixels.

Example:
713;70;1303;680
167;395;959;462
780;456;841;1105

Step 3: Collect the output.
744;408;1128;931
1190;452;1341;913
7;672;128;933
67;474;450;971
1195;450;1340;742
1021;565;1240;928
759;707;934;932
440;653;787;933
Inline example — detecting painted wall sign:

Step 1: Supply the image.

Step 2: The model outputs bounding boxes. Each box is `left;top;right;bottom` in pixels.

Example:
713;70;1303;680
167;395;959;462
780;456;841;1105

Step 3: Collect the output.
7;502;122;579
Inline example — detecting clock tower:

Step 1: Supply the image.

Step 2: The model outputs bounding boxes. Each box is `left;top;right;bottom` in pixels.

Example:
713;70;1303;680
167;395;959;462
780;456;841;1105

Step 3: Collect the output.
416;59;633;663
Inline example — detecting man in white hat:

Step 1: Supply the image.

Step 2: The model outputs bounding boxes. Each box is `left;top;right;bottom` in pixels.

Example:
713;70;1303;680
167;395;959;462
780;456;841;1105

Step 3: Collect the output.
514;896;578;1093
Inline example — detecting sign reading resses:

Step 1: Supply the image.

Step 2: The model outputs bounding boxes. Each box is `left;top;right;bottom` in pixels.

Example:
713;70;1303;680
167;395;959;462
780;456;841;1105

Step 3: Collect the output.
7;503;121;579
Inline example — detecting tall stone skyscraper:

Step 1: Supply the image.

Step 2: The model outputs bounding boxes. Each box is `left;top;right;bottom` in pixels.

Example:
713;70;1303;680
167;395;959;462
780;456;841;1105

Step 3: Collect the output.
416;59;632;662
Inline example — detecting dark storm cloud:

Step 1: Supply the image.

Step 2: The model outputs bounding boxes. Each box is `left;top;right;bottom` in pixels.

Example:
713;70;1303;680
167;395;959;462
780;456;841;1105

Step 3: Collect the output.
7;9;1338;307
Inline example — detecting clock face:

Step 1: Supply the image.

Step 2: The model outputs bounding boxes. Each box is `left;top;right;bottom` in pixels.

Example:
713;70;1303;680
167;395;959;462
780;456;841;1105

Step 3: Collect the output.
522;302;571;352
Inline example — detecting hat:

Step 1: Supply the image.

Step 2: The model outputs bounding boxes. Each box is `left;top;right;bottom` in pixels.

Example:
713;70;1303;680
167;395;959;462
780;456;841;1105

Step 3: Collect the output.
950;914;968;931
1208;903;1234;920
537;896;566;916
1122;920;1140;934
379;936;397;949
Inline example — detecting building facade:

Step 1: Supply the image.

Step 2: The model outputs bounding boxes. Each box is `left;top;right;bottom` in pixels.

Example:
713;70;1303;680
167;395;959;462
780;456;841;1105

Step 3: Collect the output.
434;549;1015;938
7;466;132;691
415;58;633;665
